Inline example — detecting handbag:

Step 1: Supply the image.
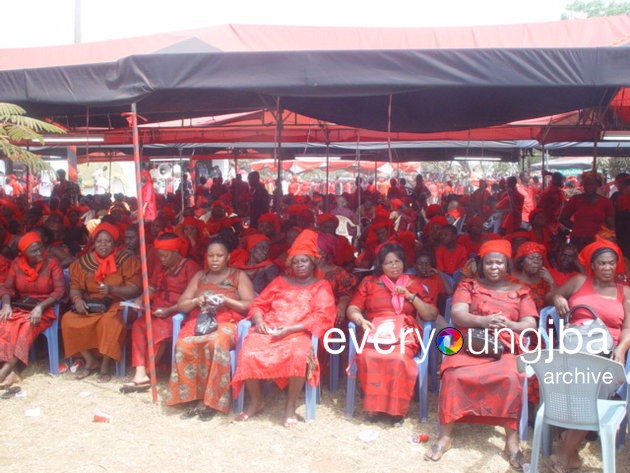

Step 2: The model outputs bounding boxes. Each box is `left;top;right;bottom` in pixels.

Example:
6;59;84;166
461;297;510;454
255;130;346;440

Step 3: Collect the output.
464;328;504;359
84;297;113;314
194;307;218;336
562;304;615;356
12;296;40;311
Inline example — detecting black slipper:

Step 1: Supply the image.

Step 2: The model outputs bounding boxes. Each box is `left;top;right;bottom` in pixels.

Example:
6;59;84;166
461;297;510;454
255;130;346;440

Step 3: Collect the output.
197;406;216;421
119;381;151;394
1;386;21;399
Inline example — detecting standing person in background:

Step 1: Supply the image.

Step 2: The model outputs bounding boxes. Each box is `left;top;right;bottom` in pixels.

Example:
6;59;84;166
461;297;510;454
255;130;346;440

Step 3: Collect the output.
496;176;524;235
248;171;270;229
538;171;566;234
51;169;80;205
560;171;614;251
140;170;157;222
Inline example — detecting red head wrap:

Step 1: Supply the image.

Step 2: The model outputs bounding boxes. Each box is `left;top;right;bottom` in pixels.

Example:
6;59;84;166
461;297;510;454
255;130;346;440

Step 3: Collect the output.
258;213;282;233
244;233;270;251
317;213;339;228
578;239;625;277
514;241;546;261
154;235;189;257
93;222;120;242
425;204;442;219
287;229;321;258
390;198;404;210
181;216;206;236
18;231;42;253
479;239;512;259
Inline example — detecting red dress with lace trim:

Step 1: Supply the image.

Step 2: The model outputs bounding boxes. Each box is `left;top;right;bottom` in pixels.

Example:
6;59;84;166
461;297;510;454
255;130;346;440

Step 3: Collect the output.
439;278;537;430
231;277;335;395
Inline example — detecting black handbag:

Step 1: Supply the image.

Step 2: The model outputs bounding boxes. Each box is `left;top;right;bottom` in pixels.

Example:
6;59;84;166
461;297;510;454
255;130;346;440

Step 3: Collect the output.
464;328;504;359
562;304;615;357
194;307;218;336
84;297;113;314
12;297;41;311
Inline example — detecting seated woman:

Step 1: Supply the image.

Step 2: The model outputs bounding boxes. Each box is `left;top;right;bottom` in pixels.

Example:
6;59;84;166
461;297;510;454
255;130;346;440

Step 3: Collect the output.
232;229;336;427
425;239;537;470
346;243;437;422
230;233;280;294
167;236;254;419
61;222;142;382
510;241;556;310
0;232;66;386
545;239;630;473
121;232;200;392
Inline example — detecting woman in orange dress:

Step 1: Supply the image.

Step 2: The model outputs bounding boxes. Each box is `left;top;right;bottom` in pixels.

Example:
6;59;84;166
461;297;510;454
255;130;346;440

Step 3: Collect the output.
61;222;142;382
167;236;254;420
0;232;66;386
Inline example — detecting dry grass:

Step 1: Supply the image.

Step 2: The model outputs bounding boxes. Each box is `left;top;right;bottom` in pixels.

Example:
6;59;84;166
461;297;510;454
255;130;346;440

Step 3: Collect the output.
0;360;628;473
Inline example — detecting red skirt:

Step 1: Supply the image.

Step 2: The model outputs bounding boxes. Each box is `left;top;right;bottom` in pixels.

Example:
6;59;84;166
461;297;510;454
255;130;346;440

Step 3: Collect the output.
439;352;524;430
357;343;418;416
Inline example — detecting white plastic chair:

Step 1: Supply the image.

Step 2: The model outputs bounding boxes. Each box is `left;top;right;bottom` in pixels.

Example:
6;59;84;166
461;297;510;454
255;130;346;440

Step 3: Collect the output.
335;215;358;244
518;350;628;473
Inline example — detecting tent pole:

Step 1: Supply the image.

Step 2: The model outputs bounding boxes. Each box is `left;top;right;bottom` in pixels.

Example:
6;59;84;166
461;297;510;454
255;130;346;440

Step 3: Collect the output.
324;129;330;211
274;100;283;212
129;103;158;403
592;139;598;172
541;145;546;190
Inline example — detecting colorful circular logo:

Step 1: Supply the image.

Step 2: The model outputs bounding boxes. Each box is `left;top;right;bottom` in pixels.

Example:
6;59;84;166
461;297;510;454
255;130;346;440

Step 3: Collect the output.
436;328;463;356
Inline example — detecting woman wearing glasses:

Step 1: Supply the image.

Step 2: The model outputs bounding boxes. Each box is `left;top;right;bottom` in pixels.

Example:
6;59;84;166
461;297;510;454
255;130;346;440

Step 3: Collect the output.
346;243;437;422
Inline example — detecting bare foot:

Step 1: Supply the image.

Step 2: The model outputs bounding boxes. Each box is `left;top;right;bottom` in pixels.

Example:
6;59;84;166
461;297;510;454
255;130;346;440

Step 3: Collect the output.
423;438;452;462
0;371;21;388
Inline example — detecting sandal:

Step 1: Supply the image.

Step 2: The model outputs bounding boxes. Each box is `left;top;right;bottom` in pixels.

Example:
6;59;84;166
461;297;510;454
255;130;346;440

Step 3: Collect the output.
506;450;525;471
233;411;251;422
423;442;451;462
197;406;216;421
75;366;99;380
282;413;305;428
1;386;21;399
119;381;151;393
180;406;201;420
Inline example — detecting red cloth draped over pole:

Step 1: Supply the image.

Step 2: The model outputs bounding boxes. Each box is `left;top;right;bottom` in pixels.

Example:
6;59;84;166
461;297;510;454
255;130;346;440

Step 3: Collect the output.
126;104;158;403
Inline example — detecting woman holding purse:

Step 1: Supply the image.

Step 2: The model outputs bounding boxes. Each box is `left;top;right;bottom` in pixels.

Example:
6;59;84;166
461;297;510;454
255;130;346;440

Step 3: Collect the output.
545;239;630;473
425;239;537;470
167;235;254;420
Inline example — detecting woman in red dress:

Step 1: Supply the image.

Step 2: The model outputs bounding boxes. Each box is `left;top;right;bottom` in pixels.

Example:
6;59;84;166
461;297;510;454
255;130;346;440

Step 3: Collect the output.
167;236;254;419
347;242;437;421
511;241;556;310
425;239;537;470
121;233;200;392
545;239;630;473
232;229;336;427
0;232;66;386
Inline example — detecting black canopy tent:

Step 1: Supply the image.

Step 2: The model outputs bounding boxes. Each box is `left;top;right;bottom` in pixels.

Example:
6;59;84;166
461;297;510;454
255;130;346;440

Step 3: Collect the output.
1;47;627;132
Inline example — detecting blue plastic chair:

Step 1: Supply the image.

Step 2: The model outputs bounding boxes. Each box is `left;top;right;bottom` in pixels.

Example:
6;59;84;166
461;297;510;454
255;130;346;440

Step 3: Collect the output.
28;304;61;375
519;350;628;473
233;319;320;420
345;320;434;422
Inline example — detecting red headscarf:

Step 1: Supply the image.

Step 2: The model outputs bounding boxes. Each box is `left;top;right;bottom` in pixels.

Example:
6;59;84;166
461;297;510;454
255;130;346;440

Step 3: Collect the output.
578;239;625;277
258;213;282;233
317;213;339;228
287;229;321;258
244;233;270;251
230;233;272;270
92;223;120;283
17;232;43;282
181;216;206;237
479;239;512;259
514;241;547;261
154;234;189;257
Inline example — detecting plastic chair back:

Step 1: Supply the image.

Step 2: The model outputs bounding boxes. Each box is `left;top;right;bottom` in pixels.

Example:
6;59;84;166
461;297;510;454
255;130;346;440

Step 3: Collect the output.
522;350;625;429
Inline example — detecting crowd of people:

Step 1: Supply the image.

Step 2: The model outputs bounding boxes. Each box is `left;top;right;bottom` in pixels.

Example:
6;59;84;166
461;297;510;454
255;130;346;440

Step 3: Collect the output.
1;165;629;472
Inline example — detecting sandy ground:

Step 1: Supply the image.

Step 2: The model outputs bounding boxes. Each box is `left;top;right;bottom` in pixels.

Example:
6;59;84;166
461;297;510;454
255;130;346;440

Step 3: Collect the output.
1;359;629;473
